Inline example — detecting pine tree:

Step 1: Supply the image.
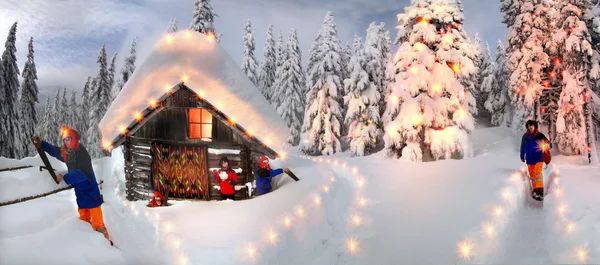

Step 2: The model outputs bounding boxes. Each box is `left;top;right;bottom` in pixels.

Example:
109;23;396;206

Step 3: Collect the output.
0;22;21;158
383;0;477;161
275;29;305;146
190;0;218;38
87;45;110;158
52;89;61;144
464;33;481;117
80;77;93;146
344;35;381;156
300;11;345;155
485;40;512;127
341;41;352;82
60;87;69;129
258;25;277;103
351;34;363;55
68;90;78;129
167;18;178;33
477;42;495;120
17;37;39;157
114;38;137;97
273;32;285;107
241;19;258;87
502;0;552;132
39;96;52;142
364;22;389;120
554;0;598;163
108;53;117;102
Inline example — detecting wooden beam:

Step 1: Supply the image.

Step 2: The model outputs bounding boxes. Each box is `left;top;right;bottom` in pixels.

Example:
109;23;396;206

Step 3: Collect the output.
0;181;104;207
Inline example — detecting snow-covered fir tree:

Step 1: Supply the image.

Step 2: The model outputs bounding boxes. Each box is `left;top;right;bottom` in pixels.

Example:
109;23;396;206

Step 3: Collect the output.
554;0;598;163
241;19;258;87
341;41;352;82
39;97;52;142
17;37;39;157
300;11;345;155
80;77;92;146
364;22;389;118
68;90;78;129
462;33;481;117
60;87;69;131
1;22;21;158
351;34;363;55
485;40;512;126
275;29;305;146
501;0;551;132
477;42;495;119
343;34;381;156
167;18;178;33
87;45;111;158
258;25;277;102
108;53;117;102
51;89;61;144
113;38;137;99
383;0;477;161
190;0;218;38
272;32;285;107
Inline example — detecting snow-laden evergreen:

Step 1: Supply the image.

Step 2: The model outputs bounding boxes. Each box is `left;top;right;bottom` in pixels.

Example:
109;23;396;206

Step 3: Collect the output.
477;42;495;119
108;53;117;102
51;89;61;144
462;33;481;117
190;0;218;38
364;22;389;118
258;25;277;103
79;77;92;146
59;87;68;131
113;38;137;99
68;90;78;129
273;32;285;107
241;19;259;87
17;37;39;158
275;29;305;146
554;0;599;163
341;41;352;83
351;34;363;55
300;11;345;155
87;45;111;158
0;22;21;158
167;18;178;33
502;0;551;132
383;0;477;161
485;40;512;127
343;35;381;156
38;97;52;142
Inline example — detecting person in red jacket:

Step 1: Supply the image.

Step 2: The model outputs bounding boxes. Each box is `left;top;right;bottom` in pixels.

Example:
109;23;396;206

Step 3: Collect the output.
212;157;238;200
148;191;165;207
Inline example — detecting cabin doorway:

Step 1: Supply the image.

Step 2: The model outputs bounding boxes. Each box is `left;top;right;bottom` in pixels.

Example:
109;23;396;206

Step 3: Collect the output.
151;142;209;200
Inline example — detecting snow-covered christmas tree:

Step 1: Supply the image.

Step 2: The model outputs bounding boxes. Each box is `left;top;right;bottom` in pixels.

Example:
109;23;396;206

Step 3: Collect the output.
113;38;137;98
477;42;495;119
272;32;285;107
300;11;345;155
190;0;218;39
275;29;305;146
87;45;111;158
344;34;381;156
18;37;39;158
167;18;178;33
108;53;117;102
258;25;277;102
79;77;92;146
485;40;512;127
241;19;258;87
364;22;390;118
501;0;551;132
68;90;78;129
60;87;68;130
341;41;352;83
39;97;52;142
51;89;61;144
383;0;477;161
0;22;22;158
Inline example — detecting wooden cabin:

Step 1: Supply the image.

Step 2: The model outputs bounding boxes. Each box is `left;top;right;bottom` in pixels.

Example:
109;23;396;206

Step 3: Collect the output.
97;30;290;202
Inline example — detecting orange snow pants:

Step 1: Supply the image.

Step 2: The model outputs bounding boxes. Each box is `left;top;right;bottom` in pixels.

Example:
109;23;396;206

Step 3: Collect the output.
527;162;544;189
78;206;110;241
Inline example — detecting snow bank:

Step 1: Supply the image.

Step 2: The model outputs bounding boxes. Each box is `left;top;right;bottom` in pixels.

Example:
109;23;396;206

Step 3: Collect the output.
99;30;290;156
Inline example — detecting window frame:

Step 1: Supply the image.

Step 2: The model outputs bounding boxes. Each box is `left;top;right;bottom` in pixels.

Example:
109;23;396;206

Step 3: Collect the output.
188;108;213;141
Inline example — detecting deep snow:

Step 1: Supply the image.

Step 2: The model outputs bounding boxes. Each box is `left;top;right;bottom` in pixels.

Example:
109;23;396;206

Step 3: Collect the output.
0;126;599;264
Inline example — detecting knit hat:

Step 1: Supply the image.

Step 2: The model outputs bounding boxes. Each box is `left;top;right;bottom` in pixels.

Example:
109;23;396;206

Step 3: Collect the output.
258;156;271;170
61;126;80;162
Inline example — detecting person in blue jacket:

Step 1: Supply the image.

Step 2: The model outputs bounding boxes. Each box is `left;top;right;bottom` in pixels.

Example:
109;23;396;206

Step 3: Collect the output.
32;127;112;246
254;156;289;196
520;120;552;201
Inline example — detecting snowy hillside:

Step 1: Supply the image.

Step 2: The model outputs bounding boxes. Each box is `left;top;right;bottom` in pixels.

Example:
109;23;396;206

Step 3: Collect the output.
1;127;599;264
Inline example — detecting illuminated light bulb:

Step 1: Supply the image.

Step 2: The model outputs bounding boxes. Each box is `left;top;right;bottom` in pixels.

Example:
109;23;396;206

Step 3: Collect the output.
576;247;588;263
247;129;253;137
149;99;158;108
102;141;112;151
330;176;335;182
178;254;188;265
134;210;139;216
181;74;189;83
566;222;575;232
357;178;365;188
358;197;367;207
494;206;504;216
432;83;442;93
412;115;423;126
268;230;277;244
247;246;256;258
352;167;358;174
164;84;172;92
173;238;181;249
184;31;192;39
554;188;562;197
314;195;321;205
164;222;172;233
333;160;339;165
135;111;143;122
389;94;399;103
549;71;556;78
501;189;511;200
343;163;347;168
228;117;236;124
206;31;216;40
557;204;567;214
352;214;362;226
119;125;128;135
165;34;174;44
144;211;149;217
319;158;323;162
278;152;286;160
457;240;472;260
410;66;418;74
346;238;359;254
323;185;330;193
265;138;272;145
155;213;161;221
296;206;304;217
554;177;559;184
450;63;460;72
483;222;495;237
442;34;453;44
284;216;292;228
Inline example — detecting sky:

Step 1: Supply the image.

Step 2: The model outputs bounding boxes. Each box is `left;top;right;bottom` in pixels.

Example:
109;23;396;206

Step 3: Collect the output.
0;0;506;104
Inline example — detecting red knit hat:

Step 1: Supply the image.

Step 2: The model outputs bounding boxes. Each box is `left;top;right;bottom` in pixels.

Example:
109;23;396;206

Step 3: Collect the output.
258;156;271;170
61;126;81;161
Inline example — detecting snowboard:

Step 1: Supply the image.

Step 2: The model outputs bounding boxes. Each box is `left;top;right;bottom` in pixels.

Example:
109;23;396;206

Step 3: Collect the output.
31;137;60;184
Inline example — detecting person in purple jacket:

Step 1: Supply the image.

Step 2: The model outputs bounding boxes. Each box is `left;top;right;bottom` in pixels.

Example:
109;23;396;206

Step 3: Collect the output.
254;156;289;196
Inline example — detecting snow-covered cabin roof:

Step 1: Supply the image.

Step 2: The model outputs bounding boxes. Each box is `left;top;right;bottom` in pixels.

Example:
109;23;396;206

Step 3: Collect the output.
98;30;290;157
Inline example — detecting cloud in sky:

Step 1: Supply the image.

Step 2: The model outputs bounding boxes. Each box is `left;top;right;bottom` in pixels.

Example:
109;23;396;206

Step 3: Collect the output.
0;0;506;103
